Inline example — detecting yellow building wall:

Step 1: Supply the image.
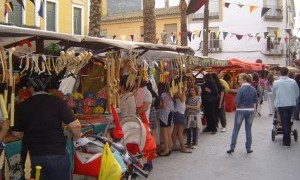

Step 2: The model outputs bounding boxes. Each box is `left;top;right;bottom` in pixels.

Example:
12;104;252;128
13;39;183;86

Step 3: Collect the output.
102;18;181;44
0;0;88;35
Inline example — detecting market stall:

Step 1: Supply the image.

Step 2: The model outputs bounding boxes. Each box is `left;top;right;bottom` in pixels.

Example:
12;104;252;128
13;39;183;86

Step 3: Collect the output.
0;24;195;179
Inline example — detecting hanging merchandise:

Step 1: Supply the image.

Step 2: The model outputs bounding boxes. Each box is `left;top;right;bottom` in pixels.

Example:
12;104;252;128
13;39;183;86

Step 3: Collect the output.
105;51;121;113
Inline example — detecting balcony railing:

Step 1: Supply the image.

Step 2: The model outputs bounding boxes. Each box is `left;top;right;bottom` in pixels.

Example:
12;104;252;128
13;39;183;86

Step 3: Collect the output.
264;42;284;56
209;39;222;53
264;6;283;21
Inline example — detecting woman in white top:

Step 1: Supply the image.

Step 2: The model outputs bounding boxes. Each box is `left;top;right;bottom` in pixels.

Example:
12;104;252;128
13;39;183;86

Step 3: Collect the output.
172;85;192;153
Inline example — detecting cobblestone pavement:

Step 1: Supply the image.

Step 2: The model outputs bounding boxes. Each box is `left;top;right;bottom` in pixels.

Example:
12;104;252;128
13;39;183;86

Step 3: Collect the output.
149;103;300;180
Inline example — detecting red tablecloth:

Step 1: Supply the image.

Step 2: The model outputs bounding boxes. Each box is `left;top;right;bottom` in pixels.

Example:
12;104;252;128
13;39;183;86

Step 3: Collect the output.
225;93;236;112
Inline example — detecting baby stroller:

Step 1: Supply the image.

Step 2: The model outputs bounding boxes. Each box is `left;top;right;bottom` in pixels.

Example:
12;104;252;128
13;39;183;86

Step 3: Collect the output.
271;109;298;141
121;116;156;165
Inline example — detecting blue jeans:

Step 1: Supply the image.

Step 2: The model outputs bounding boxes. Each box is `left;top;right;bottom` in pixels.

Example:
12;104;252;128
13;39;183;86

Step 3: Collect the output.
30;153;71;180
230;110;255;151
278;106;294;146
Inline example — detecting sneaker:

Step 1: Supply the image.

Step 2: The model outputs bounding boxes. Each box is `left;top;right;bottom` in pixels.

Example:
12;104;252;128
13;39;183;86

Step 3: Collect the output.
221;128;226;132
280;143;290;148
190;145;196;149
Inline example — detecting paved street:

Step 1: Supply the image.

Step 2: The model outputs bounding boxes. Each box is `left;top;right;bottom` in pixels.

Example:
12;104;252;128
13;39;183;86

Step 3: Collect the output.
149;103;300;180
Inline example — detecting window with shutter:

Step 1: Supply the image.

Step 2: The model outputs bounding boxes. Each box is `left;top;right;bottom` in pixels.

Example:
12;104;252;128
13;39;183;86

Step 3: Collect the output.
74;7;82;35
47;2;56;31
8;0;23;26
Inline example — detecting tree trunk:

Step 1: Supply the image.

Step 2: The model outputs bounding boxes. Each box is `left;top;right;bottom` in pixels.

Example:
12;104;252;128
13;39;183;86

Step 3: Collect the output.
179;0;187;46
203;0;209;56
89;0;102;37
143;0;156;43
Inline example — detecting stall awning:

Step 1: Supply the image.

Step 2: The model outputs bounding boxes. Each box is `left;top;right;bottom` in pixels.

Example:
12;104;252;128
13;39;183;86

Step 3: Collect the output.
0;25;194;56
228;58;269;71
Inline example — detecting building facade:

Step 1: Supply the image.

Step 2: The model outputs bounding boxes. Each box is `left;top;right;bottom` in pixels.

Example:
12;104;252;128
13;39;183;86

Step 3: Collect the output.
188;0;296;66
0;0;89;35
101;0;181;44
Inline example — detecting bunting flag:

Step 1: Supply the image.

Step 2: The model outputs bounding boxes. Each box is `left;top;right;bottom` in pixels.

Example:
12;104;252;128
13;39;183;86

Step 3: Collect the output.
187;31;192;42
270;36;275;42
284;37;288;43
4;0;13;16
261;7;271;17
230;33;235;38
237;3;244;8
194;31;199;38
215;31;220;39
224;2;230;8
278;37;281;43
255;33;259;38
276;30;280;38
120;35;126;41
130;35;134;41
223;32;228;40
113;35;117;39
192;34;195;40
256;36;261;42
38;0;44;18
236;34;243;40
285;29;291;35
17;0;25;9
264;32;269;39
187;0;206;15
250;6;257;13
30;0;35;5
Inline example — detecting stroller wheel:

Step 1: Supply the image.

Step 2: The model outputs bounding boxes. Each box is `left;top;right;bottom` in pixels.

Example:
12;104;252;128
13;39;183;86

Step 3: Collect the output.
293;129;298;142
272;129;276;141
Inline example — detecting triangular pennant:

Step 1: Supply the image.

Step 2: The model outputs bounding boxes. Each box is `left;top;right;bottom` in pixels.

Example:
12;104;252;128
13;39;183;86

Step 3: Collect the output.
130;35;134;41
199;30;202;37
194;31;199;38
30;0;35;5
224;2;230;8
261;7;271;17
237;3;244;8
223;32;228;40
275;9;282;14
188;31;192;42
17;0;25;9
215;31;220;39
276;30;280;38
236;34;243;40
38;1;44;18
187;0;206;15
264;32;269;39
257;36;261;42
270;36;275;42
120;35;126;41
250;6;257;13
192;34;195;40
255;33;259;38
5;1;13;14
113;35;117;39
285;29;291;35
284;37;288;43
278;37;281;43
230;33;235;38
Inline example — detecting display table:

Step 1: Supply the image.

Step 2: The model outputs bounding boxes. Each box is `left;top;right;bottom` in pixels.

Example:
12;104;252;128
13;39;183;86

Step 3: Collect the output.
2;114;108;179
225;93;237;112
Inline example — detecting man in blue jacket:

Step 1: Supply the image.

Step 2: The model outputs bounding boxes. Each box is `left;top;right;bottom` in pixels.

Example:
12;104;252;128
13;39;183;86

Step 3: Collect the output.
272;67;299;147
